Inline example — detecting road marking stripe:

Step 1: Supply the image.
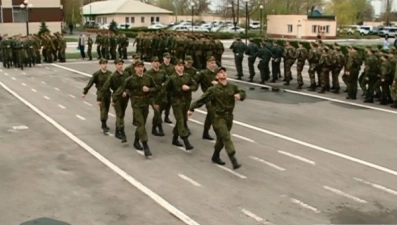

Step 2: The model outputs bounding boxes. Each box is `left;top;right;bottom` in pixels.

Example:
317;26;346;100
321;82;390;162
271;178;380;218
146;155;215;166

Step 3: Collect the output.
31;89;37;92
216;165;247;179
22;72;26;75
68;94;76;98
22;83;26;86
249;156;286;171
76;115;86;120
83;101;92;106
52;64;397;178
108;113;116;117
354;177;397;196
240;208;274;224
323;186;367;203
58;104;65;109
232;134;255;143
178;174;201;187
4;73;8;76
43;96;50;100
41;81;46;84
188;119;203;125
289;197;321;213
0;80;200;225
278;150;316;165
168;124;175;127
54;87;60;91
11;77;16;80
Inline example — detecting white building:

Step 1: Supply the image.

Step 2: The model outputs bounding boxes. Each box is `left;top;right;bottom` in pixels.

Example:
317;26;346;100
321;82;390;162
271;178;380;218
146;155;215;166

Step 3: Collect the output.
81;0;173;28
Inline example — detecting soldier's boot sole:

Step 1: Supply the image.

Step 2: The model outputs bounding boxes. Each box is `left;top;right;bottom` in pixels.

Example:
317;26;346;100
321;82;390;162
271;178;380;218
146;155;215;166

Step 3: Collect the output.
133;139;143;151
152;126;161;136
182;137;194;150
157;125;165;136
202;131;214;140
142;142;152;158
164;116;172;124
212;149;226;165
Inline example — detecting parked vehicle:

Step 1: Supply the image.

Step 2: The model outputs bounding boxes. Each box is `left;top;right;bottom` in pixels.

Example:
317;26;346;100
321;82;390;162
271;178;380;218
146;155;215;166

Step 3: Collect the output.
378;26;397;38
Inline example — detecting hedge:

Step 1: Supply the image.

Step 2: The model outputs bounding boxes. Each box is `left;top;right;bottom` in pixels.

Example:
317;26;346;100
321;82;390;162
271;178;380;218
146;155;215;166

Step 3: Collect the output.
250;38;382;55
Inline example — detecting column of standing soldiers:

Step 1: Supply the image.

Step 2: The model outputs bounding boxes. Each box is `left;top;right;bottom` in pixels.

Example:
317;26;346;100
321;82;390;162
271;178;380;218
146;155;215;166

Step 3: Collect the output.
0;33;67;69
83;43;244;169
229;37;397;108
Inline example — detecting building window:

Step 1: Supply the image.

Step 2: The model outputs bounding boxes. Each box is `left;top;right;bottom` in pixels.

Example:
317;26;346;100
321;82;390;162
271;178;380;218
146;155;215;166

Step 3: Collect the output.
131;17;135;23
312;25;317;33
141;16;144;23
96;17;101;24
287;24;293;33
150;16;154;23
103;17;107;24
324;25;330;33
13;7;25;23
156;16;160;22
125;17;129;23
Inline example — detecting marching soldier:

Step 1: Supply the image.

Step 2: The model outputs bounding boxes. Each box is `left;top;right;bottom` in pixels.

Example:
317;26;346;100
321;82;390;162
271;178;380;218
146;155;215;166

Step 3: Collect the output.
160;52;175;124
87;33;93;61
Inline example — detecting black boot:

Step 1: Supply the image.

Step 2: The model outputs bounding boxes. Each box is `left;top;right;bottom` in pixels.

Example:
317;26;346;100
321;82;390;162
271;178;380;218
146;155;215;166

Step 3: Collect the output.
142;141;152;158
211;149;225;165
318;87;326;94
157;124;165;136
133;136;143;150
172;135;183;147
202;130;214;140
115;127;122;139
152;125;161;136
332;88;340;94
119;127;127;143
391;101;397;108
101;120;109;132
132;118;138;126
164;115;172;124
228;152;241;170
181;136;194;150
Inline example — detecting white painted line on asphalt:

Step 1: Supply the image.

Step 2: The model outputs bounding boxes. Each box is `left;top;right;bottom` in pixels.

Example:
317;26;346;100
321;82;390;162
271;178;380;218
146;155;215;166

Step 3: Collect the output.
54;87;60;91
209;140;216;143
0;69;2;72
41;81;46;84
22;83;26;86
249;156;286;171
289;197;321;213
4;73;8;76
83;101;92;106
177;146;191;153
22;72;26;75
31;89;37;92
11;77;16;80
76;115;86;121
68;94;76;98
232;134;255;143
53;64;397;178
168;124;175;127
51;64;91;77
43;96;50;100
278;150;316;165
189;119;203;125
178;174;201;187
323;186;367;203
136;150;144;155
354;177;397;196
216;165;247;179
241;208;274;224
108;113;116;117
0;80;200;225
58;104;66;109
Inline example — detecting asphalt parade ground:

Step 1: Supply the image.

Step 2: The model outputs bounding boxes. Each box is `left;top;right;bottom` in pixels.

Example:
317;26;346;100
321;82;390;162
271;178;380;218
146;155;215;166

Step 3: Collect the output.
1;55;397;225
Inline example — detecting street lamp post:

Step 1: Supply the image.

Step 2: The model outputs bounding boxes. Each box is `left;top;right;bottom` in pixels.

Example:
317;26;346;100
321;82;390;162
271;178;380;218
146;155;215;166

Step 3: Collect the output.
260;5;263;35
191;2;195;34
243;0;249;44
20;0;33;36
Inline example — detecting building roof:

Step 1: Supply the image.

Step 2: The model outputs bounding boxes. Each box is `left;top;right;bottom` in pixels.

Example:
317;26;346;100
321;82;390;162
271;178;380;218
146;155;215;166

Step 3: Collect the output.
82;0;172;15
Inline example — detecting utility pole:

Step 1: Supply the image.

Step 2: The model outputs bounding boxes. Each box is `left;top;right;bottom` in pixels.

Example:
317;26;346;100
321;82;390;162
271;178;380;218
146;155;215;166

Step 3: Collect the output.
385;0;393;26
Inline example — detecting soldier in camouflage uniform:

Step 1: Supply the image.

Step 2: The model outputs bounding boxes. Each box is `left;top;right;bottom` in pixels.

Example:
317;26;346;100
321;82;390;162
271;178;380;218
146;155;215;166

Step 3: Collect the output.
95;32;102;59
188;66;246;170
331;46;345;93
390;59;397;108
83;59;112;133
295;41;308;89
160;52;175;124
344;46;363;100
363;49;379;103
245;38;259;82
101;33;109;60
109;32;117;60
229;36;247;80
2;36;13;68
12;36;24;70
256;41;273;84
378;53;392;105
87;33;93;60
283;41;296;85
318;47;332;93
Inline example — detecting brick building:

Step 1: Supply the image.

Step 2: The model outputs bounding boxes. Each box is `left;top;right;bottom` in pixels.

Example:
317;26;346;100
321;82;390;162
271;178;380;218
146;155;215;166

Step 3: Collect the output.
0;0;63;36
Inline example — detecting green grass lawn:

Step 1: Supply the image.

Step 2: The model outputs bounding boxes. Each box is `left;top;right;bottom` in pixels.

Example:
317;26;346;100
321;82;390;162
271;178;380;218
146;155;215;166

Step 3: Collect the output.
65;51;135;59
65;37;79;42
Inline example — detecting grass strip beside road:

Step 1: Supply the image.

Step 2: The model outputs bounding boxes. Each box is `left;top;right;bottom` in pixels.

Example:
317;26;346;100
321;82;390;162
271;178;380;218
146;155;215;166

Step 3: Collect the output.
65;51;136;59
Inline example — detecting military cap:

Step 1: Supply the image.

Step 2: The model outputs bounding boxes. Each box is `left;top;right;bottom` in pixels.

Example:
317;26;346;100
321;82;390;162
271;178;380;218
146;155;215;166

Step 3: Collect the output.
382;53;389;59
114;58;124;64
370;48;377;54
215;66;227;73
175;58;185;65
389;48;396;54
99;59;108;64
151;56;160;62
133;60;144;67
207;56;216;62
185;55;194;62
235;36;241;40
163;52;171;58
334;43;340;47
381;49;389;54
249;38;254;42
132;54;140;59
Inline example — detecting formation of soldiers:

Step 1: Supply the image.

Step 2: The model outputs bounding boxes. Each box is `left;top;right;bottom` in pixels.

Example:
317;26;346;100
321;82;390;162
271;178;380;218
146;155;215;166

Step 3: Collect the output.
0;32;67;69
230;37;397;108
83;53;245;170
133;31;225;69
93;32;129;60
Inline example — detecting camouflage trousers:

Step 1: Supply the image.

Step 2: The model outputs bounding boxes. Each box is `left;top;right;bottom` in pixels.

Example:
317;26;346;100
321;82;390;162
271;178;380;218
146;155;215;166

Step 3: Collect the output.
345;69;360;98
331;67;342;89
391;79;397;101
99;94;111;121
172;100;190;137
284;59;295;81
375;78;391;101
133;105;150;142
296;60;305;85
204;102;215;132
151;98;166;126
114;97;129;129
364;75;377;100
213;113;235;155
320;67;330;88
